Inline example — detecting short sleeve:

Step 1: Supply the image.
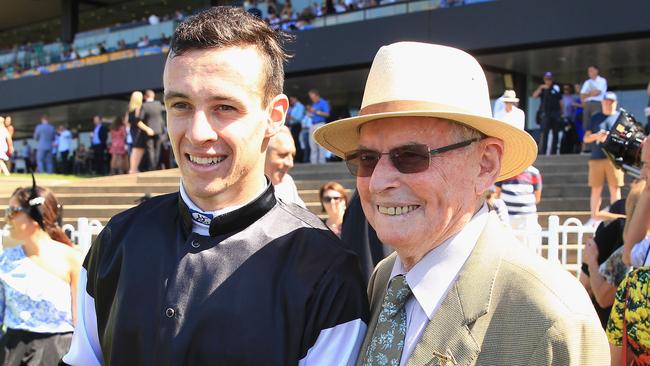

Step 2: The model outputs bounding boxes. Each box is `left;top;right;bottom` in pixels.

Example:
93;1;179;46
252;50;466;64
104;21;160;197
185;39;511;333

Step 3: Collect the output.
606;276;628;346
533;171;542;191
630;236;650;267
598;247;630;286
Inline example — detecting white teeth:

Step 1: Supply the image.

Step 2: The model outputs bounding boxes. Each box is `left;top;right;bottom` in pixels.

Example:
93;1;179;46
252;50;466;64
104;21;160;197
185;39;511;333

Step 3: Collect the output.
188;154;225;165
378;205;419;216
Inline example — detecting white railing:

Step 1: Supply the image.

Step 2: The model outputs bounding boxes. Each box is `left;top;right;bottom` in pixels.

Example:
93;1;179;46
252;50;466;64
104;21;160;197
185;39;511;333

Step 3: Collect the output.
513;215;596;279
1;215;596;276
1;218;105;256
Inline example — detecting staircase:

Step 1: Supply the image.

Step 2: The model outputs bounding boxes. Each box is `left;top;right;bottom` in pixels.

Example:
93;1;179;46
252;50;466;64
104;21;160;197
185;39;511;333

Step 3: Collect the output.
0;154;624;233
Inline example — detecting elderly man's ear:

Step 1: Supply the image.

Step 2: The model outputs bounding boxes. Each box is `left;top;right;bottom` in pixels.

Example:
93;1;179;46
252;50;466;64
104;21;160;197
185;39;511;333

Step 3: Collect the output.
475;137;504;195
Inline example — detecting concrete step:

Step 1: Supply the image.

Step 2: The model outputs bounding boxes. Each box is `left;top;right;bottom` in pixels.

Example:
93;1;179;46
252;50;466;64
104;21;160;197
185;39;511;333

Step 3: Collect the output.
55;194;153;205
294;178;357;191
49;184;179;194
534;154;590;165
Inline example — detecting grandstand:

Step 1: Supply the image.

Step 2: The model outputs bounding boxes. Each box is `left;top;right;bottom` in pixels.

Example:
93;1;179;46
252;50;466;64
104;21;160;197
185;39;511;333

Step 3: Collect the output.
0;0;649;236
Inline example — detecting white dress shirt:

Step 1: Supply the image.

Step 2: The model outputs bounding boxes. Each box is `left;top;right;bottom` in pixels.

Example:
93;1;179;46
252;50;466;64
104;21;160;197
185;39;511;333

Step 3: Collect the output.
494;106;525;130
389;204;489;366
580;75;608;102
274;174;306;208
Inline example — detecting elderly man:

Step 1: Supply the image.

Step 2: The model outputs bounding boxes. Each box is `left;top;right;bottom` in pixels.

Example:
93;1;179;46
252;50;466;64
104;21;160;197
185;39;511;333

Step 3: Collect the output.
265;125;306;207
315;42;608;366
64;7;367;365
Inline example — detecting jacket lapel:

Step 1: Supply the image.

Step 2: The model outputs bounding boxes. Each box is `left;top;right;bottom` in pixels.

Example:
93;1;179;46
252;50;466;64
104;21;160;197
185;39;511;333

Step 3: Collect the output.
406;213;505;366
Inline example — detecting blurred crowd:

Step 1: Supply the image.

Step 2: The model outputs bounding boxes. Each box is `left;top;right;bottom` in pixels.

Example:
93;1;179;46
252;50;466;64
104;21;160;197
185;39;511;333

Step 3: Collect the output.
1;90;174;177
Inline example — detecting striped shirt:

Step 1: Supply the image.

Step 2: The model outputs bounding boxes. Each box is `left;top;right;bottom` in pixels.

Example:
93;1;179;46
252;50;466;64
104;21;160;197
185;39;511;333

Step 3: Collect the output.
495;166;542;216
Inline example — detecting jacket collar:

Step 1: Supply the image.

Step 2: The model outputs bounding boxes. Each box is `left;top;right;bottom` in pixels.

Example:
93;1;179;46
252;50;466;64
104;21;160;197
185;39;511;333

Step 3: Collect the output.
406;212;505;366
177;181;277;237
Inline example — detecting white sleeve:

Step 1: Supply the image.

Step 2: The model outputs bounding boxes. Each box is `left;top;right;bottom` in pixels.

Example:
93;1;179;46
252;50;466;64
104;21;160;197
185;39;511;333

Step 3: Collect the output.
630;236;650;267
580;81;590;94
63;267;103;366
298;319;367;366
598;77;608;94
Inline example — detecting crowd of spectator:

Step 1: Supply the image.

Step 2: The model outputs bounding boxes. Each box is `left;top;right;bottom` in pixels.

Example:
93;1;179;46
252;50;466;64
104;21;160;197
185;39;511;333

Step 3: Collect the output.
2;89;173;177
0;0;488;80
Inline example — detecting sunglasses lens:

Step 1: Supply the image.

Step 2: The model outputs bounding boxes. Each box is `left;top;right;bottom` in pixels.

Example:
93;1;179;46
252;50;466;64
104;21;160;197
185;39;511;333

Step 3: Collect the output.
391;145;430;174
345;150;379;177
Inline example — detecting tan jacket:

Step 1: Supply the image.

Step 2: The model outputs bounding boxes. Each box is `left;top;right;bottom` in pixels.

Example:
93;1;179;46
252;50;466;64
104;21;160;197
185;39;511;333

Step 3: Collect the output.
357;212;609;366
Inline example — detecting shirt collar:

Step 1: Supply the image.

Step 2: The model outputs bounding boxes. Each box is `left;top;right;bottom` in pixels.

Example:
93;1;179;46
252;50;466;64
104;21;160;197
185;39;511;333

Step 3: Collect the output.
390;203;489;320
178;178;274;236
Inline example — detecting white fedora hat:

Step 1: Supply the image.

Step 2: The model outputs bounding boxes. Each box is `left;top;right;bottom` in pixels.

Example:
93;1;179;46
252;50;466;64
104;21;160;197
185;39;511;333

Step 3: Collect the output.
501;89;520;103
313;42;537;181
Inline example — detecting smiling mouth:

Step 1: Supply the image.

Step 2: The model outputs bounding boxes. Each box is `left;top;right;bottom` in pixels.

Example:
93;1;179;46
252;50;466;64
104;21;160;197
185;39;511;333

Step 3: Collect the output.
186;154;227;166
377;205;420;216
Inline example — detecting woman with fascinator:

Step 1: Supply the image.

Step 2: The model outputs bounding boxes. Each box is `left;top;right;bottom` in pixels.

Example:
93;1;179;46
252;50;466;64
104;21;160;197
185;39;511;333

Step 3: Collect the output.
0;177;82;365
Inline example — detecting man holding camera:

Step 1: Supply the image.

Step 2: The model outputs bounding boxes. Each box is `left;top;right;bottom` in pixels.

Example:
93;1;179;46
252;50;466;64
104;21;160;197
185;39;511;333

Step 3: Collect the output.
583;91;624;222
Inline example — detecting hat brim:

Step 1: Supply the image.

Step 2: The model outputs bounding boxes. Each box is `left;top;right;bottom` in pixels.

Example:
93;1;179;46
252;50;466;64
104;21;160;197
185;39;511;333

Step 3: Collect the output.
313;110;538;181
502;98;519;103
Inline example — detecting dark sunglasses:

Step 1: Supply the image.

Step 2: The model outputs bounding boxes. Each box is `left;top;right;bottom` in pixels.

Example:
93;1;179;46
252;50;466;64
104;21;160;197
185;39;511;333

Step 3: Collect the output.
322;196;343;203
4;206;26;218
344;138;481;177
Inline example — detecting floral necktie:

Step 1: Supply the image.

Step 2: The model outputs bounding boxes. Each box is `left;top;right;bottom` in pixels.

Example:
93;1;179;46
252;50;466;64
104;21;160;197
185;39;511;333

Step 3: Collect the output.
361;274;412;366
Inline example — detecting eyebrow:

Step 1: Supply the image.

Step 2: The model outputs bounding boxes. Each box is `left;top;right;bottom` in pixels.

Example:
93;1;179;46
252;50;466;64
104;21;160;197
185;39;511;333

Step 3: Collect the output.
163;91;238;103
357;142;424;150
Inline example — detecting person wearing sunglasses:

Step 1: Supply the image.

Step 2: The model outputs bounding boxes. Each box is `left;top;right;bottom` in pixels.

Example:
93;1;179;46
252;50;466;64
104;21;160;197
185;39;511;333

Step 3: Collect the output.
314;41;608;366
0;179;82;365
318;181;349;237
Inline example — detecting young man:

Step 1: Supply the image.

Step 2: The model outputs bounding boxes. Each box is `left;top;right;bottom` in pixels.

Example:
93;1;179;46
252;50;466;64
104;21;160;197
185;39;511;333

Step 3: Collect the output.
583;91;624;221
64;7;367;366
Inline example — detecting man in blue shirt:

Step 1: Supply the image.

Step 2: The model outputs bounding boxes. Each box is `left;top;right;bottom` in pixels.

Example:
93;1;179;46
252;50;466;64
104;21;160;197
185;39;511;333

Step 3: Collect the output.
33;115;56;173
583;91;624;221
308;89;330;164
288;96;306;162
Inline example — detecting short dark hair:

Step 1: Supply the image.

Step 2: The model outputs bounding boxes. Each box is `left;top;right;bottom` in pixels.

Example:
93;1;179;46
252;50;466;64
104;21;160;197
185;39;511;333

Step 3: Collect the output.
588;64;599;71
170;6;292;106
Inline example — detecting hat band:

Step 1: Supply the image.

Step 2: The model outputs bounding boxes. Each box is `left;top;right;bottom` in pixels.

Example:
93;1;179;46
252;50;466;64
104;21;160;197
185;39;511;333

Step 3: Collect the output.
359;100;471;116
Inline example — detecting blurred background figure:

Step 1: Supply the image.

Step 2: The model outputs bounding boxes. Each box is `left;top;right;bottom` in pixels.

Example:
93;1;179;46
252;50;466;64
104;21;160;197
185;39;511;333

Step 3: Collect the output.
56;124;72;175
532;71;562;155
581;179;642;329
33;115;56;174
127;91;145;174
318;181;348;237
287;96;305;163
73;144;89;175
0;182;82;364
90;115;108;175
3;116;14;172
493;90;524;127
109;117;129;175
265;126;305;208
495;165;543;249
484;187;509;225
0;116;12;176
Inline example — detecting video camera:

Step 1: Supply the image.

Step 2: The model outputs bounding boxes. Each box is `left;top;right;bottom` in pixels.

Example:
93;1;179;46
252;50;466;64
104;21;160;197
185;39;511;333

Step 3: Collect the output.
601;109;646;178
